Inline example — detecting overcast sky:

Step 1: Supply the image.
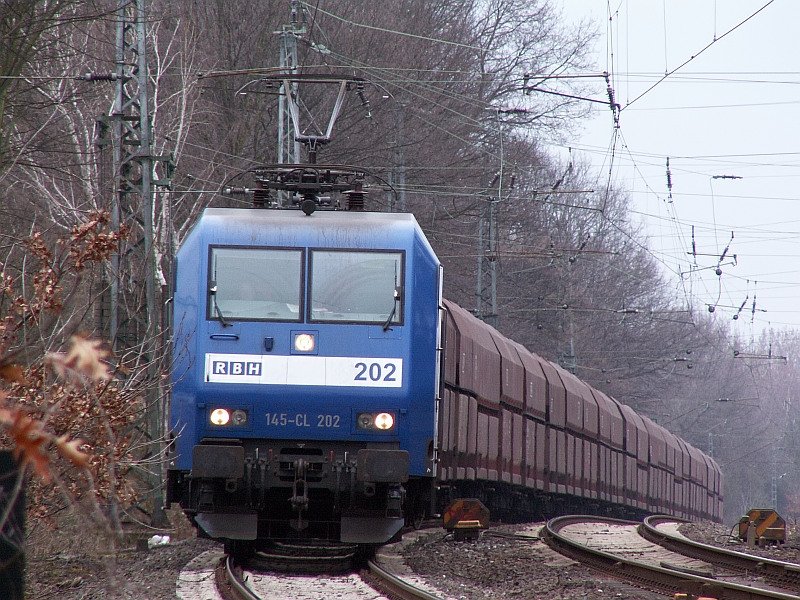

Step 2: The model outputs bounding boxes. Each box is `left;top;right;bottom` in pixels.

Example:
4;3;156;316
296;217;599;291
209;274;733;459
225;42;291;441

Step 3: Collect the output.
554;1;799;337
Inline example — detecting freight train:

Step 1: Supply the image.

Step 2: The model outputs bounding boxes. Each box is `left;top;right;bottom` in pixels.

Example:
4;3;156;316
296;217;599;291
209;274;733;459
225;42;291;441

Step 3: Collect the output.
166;206;723;553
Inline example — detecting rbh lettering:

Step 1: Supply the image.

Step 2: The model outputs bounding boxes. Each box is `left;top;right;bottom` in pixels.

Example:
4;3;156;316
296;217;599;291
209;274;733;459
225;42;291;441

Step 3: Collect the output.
212;360;262;376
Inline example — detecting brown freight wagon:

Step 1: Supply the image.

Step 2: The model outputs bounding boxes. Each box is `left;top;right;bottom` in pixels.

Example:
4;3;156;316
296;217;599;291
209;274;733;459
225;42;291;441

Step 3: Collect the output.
436;299;722;522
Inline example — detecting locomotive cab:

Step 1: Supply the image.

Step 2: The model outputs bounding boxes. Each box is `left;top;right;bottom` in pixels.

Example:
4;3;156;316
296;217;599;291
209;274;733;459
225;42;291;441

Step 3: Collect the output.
167;208;441;546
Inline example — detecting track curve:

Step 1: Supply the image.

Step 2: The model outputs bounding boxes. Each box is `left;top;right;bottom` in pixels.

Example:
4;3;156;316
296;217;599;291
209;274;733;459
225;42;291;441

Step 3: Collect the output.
641;515;800;592
543;515;800;600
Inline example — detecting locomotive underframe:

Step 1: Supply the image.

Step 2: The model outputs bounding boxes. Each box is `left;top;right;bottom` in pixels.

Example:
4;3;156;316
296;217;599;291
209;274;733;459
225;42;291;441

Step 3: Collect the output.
167;437;426;544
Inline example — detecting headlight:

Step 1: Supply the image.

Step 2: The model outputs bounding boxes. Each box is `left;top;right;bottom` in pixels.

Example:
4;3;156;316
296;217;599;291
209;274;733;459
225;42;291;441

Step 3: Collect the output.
294;333;315;352
357;412;395;431
209;408;248;426
374;412;394;430
231;409;248;425
210;408;230;425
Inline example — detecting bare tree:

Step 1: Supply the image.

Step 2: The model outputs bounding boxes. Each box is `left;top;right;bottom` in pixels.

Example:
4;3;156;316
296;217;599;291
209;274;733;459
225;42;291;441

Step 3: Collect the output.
0;1;195;537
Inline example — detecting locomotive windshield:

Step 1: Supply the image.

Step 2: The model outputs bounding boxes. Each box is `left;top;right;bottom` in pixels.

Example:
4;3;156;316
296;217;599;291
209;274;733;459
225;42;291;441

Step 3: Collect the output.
207;247;303;322
309;250;403;325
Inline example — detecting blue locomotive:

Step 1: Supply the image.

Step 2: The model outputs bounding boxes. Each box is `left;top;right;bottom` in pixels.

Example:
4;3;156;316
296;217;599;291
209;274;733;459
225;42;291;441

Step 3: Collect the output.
166;208;441;547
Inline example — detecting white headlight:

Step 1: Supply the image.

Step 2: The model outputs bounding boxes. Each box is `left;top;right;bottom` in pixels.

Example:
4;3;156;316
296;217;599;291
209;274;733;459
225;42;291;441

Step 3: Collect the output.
374;412;394;430
294;333;315;352
210;408;230;425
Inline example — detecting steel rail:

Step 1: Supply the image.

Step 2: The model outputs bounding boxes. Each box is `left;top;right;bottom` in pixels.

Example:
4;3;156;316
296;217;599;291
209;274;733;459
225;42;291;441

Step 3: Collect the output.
222;555;261;600
367;559;446;600
641;515;800;591
544;515;800;600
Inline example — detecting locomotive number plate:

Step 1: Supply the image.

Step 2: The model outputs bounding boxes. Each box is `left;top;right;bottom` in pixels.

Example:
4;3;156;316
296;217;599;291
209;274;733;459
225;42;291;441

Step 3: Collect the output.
264;413;342;428
205;353;403;388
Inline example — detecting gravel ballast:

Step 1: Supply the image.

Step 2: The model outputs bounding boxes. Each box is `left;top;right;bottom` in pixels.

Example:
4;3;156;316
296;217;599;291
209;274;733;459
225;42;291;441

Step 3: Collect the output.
25;517;800;599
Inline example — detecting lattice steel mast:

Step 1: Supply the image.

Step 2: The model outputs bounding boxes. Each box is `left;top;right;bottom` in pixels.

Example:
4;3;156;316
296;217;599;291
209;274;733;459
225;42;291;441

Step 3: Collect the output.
277;1;304;167
100;0;166;525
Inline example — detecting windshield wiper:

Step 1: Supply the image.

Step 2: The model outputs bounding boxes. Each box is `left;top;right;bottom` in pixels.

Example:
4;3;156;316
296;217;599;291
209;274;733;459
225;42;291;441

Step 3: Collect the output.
209;281;232;328
382;302;396;332
382;286;401;331
383;262;402;331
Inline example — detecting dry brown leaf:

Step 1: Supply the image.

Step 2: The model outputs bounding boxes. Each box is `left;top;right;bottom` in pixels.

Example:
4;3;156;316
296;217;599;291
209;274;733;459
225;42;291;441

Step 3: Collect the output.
2;408;51;482
46;334;112;383
54;435;90;469
0;364;27;385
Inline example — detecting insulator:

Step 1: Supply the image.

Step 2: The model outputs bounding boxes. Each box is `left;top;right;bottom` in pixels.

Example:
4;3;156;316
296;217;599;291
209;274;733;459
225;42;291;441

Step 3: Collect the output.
252;188;270;208
223;186;249;196
347;192;365;211
345;181;367;211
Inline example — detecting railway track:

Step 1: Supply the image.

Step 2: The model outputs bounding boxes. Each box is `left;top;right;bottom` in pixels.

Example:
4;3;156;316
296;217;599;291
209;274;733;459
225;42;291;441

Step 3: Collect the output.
641;515;800;592
177;537;449;600
223;557;446;599
543;515;800;600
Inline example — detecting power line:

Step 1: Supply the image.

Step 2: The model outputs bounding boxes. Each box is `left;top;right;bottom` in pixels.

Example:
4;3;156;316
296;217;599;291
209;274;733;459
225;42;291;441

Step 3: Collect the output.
300;2;486;51
624;0;777;109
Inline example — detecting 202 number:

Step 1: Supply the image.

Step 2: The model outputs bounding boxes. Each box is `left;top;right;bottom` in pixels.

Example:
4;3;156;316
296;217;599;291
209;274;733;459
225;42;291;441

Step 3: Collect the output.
354;361;397;382
317;414;340;428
